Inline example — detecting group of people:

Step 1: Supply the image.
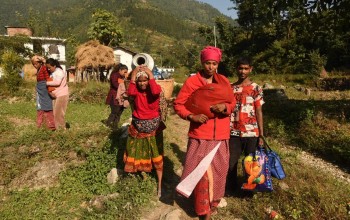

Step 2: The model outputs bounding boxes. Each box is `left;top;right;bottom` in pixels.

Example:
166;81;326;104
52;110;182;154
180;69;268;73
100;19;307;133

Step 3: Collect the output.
31;55;69;131
112;46;264;219
30;45;262;219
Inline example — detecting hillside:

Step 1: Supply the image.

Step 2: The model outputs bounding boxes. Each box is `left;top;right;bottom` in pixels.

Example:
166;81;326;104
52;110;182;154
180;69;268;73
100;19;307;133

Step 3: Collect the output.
0;0;234;68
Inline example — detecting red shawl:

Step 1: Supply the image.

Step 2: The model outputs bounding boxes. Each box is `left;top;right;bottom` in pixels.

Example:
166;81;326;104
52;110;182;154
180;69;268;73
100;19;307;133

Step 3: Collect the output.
184;73;234;118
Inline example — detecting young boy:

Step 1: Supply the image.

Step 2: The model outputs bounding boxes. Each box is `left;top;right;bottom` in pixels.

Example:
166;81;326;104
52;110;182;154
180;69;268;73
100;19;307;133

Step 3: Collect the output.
226;57;265;194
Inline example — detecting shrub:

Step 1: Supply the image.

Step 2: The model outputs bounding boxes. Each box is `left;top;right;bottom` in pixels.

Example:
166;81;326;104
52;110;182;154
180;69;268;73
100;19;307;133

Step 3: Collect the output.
1;50;25;92
307;50;327;76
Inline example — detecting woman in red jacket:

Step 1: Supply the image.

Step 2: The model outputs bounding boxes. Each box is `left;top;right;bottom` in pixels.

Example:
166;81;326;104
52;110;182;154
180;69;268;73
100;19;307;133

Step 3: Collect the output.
123;65;165;198
173;46;235;219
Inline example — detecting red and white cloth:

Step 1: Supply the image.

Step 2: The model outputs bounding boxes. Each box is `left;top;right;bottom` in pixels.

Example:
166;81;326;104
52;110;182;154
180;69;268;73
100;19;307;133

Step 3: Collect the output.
230;82;264;137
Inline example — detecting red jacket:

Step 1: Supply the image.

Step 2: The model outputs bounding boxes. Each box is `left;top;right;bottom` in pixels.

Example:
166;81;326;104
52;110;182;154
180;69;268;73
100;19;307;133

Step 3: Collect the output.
174;72;235;140
128;79;162;119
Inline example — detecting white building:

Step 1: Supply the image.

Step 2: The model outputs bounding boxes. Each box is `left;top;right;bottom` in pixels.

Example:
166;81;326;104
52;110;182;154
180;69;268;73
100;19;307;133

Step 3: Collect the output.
24;36;67;72
3;26;67;75
113;46;136;73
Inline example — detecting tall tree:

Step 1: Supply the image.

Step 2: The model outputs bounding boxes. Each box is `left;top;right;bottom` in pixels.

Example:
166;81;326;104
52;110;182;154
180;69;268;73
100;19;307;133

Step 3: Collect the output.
216;0;350;73
87;9;123;46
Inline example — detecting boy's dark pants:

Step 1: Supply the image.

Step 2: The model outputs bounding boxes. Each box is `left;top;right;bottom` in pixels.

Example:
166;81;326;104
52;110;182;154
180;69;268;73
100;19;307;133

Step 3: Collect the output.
226;136;258;191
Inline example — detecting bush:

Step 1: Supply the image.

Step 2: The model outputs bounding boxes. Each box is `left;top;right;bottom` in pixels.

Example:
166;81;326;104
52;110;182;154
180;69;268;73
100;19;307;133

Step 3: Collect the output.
307;50;327;76
1;50;25;92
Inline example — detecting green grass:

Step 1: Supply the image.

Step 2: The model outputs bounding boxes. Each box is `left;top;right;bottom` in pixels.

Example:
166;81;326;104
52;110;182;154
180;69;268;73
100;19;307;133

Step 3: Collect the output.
0;79;350;219
0;82;156;219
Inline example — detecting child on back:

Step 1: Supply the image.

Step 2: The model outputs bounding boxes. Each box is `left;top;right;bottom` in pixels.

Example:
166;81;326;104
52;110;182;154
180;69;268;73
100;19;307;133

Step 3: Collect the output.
123;65;164;197
226;57;265;195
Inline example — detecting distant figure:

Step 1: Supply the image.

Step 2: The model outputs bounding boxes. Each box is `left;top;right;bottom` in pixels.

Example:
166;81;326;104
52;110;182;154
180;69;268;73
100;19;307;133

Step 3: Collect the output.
31;55;55;130
123;64;165;198
105;63;129;130
173;46;235;219
226;57;265;195
46;58;69;130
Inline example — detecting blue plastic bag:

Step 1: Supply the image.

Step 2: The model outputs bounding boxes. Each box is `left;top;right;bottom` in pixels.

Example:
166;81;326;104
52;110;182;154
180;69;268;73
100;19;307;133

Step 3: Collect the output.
263;137;286;180
267;149;286;179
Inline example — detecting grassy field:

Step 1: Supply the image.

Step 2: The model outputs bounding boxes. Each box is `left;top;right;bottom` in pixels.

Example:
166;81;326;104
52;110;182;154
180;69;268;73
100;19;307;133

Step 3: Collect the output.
0;76;349;219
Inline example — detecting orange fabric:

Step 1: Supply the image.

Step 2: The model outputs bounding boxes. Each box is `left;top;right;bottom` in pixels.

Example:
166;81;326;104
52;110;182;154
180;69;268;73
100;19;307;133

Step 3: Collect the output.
124;155;163;172
47;78;56;93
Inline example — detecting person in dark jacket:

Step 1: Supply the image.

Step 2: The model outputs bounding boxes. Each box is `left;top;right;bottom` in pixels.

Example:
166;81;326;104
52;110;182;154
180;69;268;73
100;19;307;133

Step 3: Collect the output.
105;63;128;130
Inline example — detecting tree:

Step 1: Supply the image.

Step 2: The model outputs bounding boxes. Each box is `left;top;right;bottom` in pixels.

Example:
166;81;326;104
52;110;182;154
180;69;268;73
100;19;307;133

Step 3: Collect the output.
0;36;32;61
87;9;123;46
15;7;55;37
1;50;25;92
211;0;350;73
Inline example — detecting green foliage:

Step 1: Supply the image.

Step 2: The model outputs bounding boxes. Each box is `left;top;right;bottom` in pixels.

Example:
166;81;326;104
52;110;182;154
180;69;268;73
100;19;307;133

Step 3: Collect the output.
0;0;230;71
212;0;350;74
88;8;123;46
307;50;327;75
0;36;32;59
1;50;25;92
298;111;350;165
0;86;157;219
15;7;54;37
69;81;109;104
60;151;116;195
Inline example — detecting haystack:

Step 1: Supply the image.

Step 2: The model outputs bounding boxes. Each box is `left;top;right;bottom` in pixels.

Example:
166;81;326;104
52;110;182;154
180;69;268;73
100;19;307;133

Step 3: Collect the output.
75;40;115;82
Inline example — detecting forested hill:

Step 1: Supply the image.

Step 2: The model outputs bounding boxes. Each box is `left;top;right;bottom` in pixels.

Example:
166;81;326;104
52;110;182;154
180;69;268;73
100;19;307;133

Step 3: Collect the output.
0;0;231;39
0;0;234;67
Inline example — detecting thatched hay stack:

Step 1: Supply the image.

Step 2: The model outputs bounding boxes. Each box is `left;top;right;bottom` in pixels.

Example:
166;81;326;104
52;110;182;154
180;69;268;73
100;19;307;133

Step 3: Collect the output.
75;40;115;82
23;63;37;81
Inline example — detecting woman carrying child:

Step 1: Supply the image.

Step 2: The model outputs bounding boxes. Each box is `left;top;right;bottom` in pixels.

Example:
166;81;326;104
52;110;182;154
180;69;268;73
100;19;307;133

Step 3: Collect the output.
173;46;235;219
45;58;69;130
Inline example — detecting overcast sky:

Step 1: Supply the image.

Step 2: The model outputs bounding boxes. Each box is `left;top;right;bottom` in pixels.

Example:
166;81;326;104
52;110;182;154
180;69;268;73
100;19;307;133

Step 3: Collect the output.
198;0;237;18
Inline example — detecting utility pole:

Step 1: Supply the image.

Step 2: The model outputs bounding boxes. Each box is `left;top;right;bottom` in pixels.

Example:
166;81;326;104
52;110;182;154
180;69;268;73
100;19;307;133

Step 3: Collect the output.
213;25;217;47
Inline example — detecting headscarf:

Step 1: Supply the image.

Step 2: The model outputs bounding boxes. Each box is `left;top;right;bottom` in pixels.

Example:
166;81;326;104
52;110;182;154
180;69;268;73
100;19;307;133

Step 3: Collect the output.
200;46;222;63
31;55;46;64
135;71;148;80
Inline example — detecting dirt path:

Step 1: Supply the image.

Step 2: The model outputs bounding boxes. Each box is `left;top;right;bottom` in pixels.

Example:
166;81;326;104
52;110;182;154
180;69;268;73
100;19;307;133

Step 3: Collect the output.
140;111;198;220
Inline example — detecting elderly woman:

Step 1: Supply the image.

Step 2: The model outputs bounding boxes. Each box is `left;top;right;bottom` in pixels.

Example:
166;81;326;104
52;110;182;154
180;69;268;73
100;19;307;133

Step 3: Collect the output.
123;65;165;198
31;55;55;130
173;46;235;219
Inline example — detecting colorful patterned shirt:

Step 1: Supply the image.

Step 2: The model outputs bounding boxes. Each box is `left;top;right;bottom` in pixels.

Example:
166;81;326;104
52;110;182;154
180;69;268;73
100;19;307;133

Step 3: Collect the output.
230;82;264;137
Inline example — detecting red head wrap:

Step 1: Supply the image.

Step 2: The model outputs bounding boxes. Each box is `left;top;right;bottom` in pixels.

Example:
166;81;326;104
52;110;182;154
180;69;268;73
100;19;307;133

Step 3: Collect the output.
200;46;222;63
